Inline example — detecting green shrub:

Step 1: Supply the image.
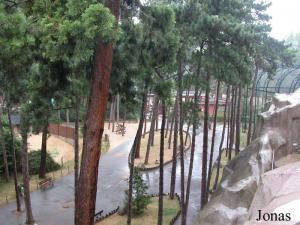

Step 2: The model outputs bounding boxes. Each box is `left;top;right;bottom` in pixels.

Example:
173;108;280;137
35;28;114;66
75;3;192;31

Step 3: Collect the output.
121;168;151;216
28;150;61;175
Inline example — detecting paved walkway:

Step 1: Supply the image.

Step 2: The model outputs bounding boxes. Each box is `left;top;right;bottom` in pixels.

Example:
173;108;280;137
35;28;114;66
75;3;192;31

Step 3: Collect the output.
0;125;225;225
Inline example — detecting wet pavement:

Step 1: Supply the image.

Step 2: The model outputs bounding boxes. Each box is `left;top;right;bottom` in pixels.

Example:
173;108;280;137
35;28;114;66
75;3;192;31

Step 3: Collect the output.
0;125;225;225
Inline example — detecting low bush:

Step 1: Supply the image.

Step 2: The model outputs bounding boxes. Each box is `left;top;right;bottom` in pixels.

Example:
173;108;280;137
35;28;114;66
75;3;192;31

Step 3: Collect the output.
121;168;151;216
28;150;61;175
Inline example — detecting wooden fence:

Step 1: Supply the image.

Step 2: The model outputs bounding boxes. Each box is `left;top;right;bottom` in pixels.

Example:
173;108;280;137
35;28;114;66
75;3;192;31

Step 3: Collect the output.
48;124;75;139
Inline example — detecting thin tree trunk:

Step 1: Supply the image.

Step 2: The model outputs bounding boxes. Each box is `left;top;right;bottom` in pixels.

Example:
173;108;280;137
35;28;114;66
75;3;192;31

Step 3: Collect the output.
168;109;175;149
8;107;21;211
108;101;113;129
21;129;35;224
144;96;159;164
235;85;242;155
122;110;126;137
243;86;249;132
112;96;116;132
151;99;159;147
183;87;192;144
157;100;166;225
178;55;186;224
76;1;120;224
127;86;148;225
155;105;159;132
66;109;70;124
116;93;120;124
213;86;229;191
183;87;199;225
226;87;231;156
201;72;210;207
143;104;147;138
58;110;61;122
253;87;258;137
169;91;179;199
228;87;236;161
135;92;148;159
164;107;170;138
39;123;48;179
206;80;220;198
0;104;9;181
74;98;80;224
247;65;258;145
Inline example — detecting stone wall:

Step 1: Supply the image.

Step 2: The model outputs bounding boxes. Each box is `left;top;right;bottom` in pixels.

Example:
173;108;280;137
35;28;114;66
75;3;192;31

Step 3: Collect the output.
197;89;300;225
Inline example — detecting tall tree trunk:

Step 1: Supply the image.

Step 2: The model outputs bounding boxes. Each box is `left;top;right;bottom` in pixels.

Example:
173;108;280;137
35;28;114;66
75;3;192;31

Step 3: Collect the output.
164;107;170;138
206;80;220;198
39;123;48;179
226;87;231;156
112;96;116;132
127;85;148;225
243;86;249;132
183;87;199;225
144;95;159;164
0;104;9;181
201;72;210;207
108;101;113;129
76;1;120;224
143;99;147;138
21;129;35;224
247;65;258;145
157;100;166;225
235;85;242;155
178;55;186;224
116;93;120;124
151;99;159;147
74;98;80;224
135;92;148;159
155;105;159;132
228;87;236;161
66;109;70;124
183;87;191;144
58;110;61;122
169;92;179;199
253;87;258;137
168;109;175;149
213;86;229;191
8;107;21;211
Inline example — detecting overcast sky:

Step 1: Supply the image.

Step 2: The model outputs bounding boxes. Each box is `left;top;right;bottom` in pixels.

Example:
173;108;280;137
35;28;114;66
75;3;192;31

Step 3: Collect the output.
267;0;300;40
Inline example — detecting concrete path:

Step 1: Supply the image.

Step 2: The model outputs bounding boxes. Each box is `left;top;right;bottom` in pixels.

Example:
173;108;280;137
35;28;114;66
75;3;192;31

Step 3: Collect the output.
0;125;225;225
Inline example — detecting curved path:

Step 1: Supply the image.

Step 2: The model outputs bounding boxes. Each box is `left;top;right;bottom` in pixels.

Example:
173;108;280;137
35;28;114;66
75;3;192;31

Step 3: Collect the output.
0;125;225;225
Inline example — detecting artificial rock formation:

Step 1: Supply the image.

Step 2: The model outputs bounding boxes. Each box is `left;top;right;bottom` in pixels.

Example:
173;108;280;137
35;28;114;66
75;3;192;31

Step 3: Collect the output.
197;89;300;225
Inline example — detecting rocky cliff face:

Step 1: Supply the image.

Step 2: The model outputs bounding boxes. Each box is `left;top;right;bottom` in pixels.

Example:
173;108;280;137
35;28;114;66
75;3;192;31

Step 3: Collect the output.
197;89;300;225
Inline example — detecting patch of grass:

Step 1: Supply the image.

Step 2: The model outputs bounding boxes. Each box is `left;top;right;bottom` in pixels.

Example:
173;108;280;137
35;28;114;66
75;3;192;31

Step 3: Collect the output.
0;159;73;206
0;137;110;207
97;196;180;225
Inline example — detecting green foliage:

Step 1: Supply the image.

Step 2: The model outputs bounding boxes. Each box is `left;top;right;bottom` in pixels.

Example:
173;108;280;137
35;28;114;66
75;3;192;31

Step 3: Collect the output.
122;168;151;216
287;32;300;65
28;150;61;175
0;117;21;175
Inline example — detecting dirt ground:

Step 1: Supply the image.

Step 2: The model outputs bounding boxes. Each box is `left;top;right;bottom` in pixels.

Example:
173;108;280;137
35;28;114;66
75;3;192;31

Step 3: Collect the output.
27;121;143;164
134;131;191;168
103;121;143;150
28;133;74;163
